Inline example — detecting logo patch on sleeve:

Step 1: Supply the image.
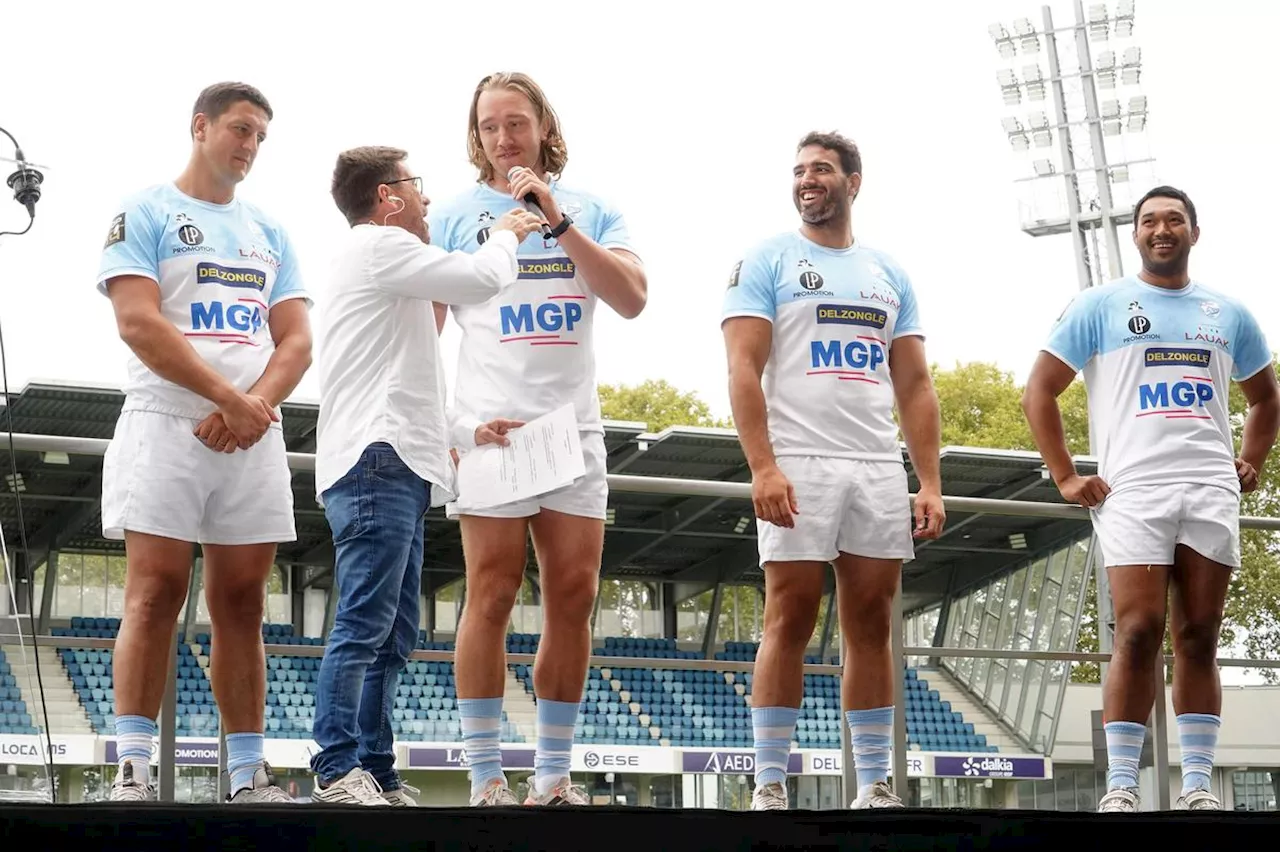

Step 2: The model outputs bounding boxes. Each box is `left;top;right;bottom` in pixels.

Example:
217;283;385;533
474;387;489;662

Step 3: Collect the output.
104;213;125;248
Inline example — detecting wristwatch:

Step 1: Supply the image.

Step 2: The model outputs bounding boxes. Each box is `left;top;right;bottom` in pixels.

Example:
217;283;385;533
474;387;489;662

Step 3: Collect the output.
547;214;573;239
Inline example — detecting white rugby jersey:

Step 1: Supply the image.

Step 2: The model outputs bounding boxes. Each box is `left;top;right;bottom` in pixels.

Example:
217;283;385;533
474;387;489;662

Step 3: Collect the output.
96;182;310;420
721;231;924;461
428;180;637;446
1044;275;1271;495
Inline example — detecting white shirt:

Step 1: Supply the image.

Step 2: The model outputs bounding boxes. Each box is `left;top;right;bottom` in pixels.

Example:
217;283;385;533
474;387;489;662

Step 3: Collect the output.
313;223;519;504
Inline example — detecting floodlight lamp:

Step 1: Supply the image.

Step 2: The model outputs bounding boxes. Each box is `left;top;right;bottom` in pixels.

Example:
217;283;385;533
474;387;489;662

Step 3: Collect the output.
1001;116;1024;134
1011;134;1030;152
1115;0;1135;36
1128;94;1147;115
1096;49;1116;69
1013;17;1041;52
1101;99;1121;119
1033;129;1052;148
1110;165;1130;183
989;22;1016;58
1088;4;1110;41
1032;159;1054;177
996;68;1017;87
1126;114;1146;133
1027;111;1048;128
1102;119;1122;136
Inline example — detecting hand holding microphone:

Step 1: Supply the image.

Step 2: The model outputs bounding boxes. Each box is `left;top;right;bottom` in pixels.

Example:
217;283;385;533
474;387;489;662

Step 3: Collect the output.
507;166;558;238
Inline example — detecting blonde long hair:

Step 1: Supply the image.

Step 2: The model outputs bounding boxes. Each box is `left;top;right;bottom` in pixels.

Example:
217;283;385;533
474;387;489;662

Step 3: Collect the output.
467;72;568;184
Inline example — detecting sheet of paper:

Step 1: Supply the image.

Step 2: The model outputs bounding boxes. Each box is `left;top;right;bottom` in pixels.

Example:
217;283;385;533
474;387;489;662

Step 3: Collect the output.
454;404;586;511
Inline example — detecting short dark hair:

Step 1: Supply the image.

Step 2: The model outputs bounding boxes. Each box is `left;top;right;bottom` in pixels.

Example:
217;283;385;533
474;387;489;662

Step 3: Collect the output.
192;82;273;133
797;131;862;177
1133;185;1197;230
331;146;408;225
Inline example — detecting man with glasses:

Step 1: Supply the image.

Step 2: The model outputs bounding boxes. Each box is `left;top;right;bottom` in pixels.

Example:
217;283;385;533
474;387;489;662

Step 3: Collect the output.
309;146;542;805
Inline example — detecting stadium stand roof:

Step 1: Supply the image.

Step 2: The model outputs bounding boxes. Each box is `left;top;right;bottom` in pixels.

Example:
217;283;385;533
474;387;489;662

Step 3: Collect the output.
0;380;1096;613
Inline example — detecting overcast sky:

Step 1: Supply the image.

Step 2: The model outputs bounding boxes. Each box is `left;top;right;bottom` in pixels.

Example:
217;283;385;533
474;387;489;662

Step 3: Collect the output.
3;0;1275;423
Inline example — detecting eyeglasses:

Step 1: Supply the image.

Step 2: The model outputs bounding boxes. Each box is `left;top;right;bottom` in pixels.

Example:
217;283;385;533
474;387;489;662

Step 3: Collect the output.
386;176;423;194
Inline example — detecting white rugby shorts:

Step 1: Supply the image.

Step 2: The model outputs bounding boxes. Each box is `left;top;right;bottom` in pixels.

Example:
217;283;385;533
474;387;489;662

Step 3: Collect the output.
1091;482;1241;569
446;430;608;521
101;410;296;545
756;456;915;565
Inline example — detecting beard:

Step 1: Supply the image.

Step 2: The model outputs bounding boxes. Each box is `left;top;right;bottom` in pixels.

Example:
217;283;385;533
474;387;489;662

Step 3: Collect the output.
795;191;842;226
1140;242;1191;278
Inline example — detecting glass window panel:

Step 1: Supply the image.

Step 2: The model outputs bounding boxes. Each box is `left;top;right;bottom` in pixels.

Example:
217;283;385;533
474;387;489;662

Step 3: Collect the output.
1002;659;1026;722
986;661;1008;704
1032;580;1061;651
1018;559;1048;641
1018;660;1044;736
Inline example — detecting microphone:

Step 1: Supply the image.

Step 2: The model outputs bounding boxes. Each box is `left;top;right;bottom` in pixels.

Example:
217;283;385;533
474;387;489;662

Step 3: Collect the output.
507;166;541;208
7;161;43;220
507;166;554;239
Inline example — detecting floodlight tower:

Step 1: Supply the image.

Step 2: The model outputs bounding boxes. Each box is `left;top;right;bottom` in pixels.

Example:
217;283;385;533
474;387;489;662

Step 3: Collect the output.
987;0;1157;683
988;0;1155;295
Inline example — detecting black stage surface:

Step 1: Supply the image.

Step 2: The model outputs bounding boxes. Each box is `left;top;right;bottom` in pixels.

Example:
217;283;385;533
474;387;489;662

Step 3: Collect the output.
0;804;1275;850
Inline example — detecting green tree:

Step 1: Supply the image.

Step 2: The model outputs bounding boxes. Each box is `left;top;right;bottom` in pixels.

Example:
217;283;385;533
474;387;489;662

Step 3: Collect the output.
598;379;732;433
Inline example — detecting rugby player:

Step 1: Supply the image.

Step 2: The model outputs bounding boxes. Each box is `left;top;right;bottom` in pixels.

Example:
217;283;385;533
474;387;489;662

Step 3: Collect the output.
1022;185;1280;811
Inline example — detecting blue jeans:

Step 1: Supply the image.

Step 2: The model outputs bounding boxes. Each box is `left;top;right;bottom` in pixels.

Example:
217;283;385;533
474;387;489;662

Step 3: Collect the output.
310;443;430;790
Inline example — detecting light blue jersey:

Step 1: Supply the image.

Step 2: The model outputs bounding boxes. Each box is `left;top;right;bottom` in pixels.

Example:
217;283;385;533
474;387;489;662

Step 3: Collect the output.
1044;275;1270;495
96;182;310;420
429;181;636;434
721;231;924;461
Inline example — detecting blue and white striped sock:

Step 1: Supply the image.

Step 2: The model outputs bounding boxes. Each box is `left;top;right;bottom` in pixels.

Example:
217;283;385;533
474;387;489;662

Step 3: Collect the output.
1105;720;1146;790
459;697;505;795
226;732;264;795
115;714;155;779
1177;713;1220;794
534;698;579;795
846;707;893;794
752;706;798;787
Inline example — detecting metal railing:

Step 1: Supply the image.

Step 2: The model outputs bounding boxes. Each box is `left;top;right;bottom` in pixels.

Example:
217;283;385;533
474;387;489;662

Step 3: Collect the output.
3;430;1279;811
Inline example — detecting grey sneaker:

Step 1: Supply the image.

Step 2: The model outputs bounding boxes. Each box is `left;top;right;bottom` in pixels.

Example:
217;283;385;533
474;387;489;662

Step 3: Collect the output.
383;781;420;807
227;763;296;804
312;767;390;806
1098;787;1140;813
109;760;156;802
470;777;519;806
850;780;905;809
751;781;788;810
1175;789;1221;810
523;777;590;806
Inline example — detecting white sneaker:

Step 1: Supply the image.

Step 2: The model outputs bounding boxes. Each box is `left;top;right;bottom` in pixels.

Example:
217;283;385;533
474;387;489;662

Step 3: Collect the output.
1175;789;1221;810
524;776;590;806
311;767;390;806
850;780;904;809
470;777;519;807
108;760;156;802
751;781;788;810
1098;787;1140;813
227;763;296;804
383;781;420;807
